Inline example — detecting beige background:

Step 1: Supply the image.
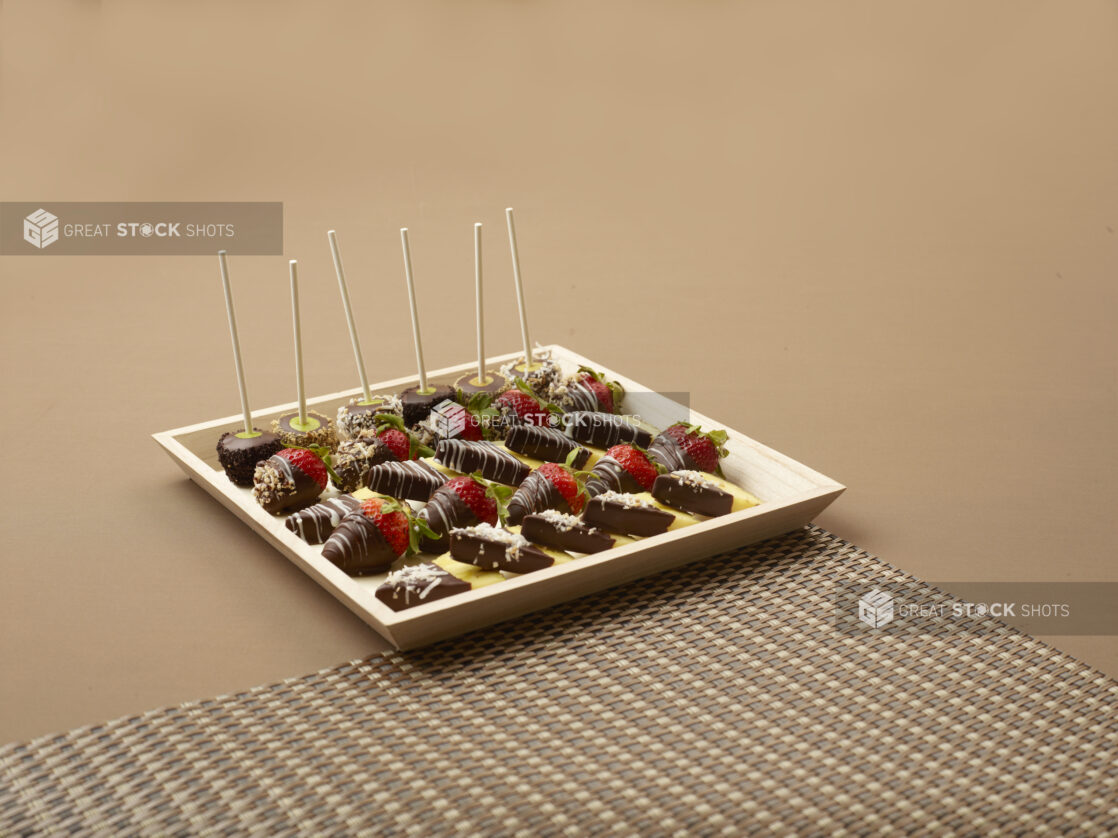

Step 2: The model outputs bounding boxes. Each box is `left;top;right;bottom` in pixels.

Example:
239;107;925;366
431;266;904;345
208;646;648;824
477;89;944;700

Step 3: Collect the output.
1;1;1115;744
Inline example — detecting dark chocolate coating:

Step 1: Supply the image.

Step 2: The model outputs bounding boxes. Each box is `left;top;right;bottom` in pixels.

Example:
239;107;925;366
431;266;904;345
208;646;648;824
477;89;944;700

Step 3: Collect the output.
417;486;477;554
341;398;395;421
217;429;283;487
376;564;470;611
400;384;455;427
647;434;698;473
337;397;399;439
505;425;590;468
652;473;733;517
506;470;571;525
582;496;674;537
499;358;560;396
454;372;508;399
435;440;530;486
253;454;324;514
585;456;647;498
285;495;361;543
521;513;615;554
449;531;554;573
552;380;602;412
364;459;447;502
332;436;397;492
563;412;652;449
322;509;399;575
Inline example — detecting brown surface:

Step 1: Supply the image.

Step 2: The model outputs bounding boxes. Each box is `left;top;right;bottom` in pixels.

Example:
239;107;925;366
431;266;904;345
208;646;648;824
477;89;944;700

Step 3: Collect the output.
1;1;1115;744
5;529;1116;835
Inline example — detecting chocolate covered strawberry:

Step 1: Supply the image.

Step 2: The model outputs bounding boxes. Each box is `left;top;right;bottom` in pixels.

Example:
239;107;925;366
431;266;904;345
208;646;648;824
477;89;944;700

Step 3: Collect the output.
322;496;434;575
421;392;495;443
549;366;624;414
585;443;661;498
252;447;329;514
648;424;729;474
492;381;556;436
417;474;510;554
365;414;432;461
506;461;589;524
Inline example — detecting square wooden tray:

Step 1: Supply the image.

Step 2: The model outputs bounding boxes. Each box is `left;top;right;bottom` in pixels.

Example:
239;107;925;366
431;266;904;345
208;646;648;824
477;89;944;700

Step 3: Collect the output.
154;345;844;649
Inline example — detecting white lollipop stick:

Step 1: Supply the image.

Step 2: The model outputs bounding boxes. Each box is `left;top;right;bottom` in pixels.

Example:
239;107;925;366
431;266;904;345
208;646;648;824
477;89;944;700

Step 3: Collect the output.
400;228;429;393
505;207;532;368
217;250;254;435
327;230;372;402
289;259;308;425
475;222;485;383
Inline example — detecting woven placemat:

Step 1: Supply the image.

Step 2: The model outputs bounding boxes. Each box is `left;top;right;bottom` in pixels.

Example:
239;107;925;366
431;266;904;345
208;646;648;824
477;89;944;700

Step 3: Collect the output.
2;526;1115;836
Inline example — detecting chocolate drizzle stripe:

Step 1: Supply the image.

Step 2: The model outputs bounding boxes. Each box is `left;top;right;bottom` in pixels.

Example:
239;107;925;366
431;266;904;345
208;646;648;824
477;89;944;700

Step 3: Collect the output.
285;495;361;543
585;456;644;498
322;510;396;574
507;470;568;524
364;460;447;501
434;440;529;486
418;488;475;553
647;436;695;472
564;412;651;449
504;425;589;467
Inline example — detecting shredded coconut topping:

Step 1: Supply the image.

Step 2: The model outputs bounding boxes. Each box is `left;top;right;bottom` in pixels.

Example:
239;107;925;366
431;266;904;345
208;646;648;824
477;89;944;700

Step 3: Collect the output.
534;509;584;531
385;563;444;590
451;522;529;549
672;470;720;490
594;490;654;509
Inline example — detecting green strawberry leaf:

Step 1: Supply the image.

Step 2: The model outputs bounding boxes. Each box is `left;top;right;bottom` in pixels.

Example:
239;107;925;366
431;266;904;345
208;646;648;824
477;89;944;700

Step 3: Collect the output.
408;512;440;556
374;413;407;433
606;382;625;411
706;428;730;456
470;472;514;524
409;433;436;459
466;391;495;412
513;378;539;398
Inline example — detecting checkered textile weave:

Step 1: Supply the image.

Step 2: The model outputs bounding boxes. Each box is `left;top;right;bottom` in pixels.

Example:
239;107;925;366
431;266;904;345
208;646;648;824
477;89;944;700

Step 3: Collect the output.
2;527;1115;835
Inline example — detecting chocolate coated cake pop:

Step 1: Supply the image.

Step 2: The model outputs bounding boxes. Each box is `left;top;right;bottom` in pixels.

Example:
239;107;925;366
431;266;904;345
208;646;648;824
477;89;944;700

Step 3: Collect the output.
272;409;336;450
454;371;510;400
217;429;284;487
336;394;401;441
400;384;456;427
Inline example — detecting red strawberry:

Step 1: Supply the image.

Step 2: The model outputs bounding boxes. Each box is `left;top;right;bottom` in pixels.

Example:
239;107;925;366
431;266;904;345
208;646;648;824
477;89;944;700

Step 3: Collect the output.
661;424;729;473
579;376;613;412
377;427;412;459
372;414;426;460
536;462;587;514
445;475;499;525
359;497;410;557
275;447;328;490
606;444;659;491
456;392;499;441
494;389;552;427
577;367;624;413
460;415;484;441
